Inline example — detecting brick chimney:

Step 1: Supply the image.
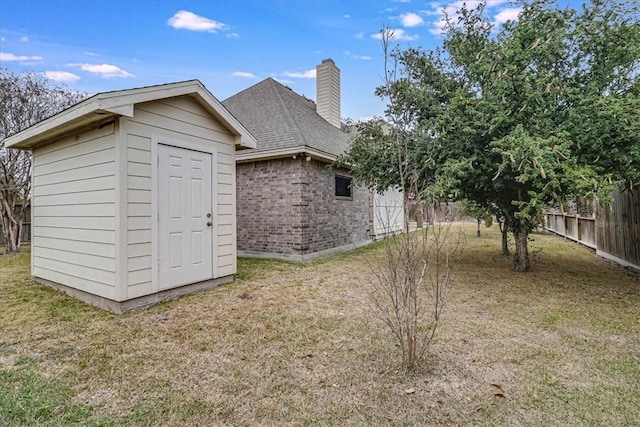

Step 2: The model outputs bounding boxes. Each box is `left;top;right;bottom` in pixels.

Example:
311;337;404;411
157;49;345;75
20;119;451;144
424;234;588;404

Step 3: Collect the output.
316;58;341;128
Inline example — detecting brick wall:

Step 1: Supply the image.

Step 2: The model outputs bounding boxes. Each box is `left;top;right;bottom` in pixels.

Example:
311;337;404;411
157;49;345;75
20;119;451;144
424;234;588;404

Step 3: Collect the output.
236;158;305;254
236;157;372;257
304;159;372;253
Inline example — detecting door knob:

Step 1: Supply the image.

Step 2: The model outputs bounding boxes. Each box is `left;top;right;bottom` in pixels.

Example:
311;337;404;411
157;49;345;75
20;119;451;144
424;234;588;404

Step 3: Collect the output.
207;221;212;227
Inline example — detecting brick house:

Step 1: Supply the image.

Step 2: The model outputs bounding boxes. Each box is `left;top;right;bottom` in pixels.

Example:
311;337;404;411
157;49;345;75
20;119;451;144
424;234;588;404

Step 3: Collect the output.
223;59;403;261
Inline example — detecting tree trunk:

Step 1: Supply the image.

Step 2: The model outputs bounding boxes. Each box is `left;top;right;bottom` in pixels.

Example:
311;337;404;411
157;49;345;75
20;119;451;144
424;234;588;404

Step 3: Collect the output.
1;216;19;254
404;192;411;233
513;229;530;272
498;220;510;255
501;227;509;255
477;218;481;237
0;200;27;255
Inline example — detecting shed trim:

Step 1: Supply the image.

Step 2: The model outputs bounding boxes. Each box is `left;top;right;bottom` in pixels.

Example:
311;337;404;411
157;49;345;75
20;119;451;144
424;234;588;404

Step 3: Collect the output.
114;117;129;302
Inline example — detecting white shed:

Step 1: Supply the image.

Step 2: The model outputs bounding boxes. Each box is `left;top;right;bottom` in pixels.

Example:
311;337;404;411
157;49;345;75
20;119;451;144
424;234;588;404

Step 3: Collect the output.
4;80;256;312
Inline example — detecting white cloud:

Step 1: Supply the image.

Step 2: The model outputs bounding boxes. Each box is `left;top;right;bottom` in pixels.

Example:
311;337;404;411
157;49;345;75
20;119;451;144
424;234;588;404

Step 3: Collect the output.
430;18;449;35
167;10;229;33
400;12;424;27
418;9;443;16
232;71;257;78
42;71;81;83
494;7;522;25
70;63;135;78
20;36;29;42
343;14;351;18
84;51;99;57
226;32;239;39
0;52;43;62
283;69;316;79
355;32;364;39
371;28;418;41
0;36;5;42
426;0;513;35
273;78;295;85
345;51;372;61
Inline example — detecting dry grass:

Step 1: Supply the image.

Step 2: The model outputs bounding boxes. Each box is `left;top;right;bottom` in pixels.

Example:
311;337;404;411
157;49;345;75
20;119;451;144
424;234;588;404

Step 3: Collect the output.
1;225;639;426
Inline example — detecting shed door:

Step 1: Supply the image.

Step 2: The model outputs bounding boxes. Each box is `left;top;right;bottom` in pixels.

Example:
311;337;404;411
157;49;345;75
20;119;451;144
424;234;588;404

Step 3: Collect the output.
158;144;213;290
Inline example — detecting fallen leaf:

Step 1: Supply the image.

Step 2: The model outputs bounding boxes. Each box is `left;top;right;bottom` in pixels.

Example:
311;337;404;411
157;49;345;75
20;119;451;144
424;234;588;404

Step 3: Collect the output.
405;388;416;395
494;393;506;398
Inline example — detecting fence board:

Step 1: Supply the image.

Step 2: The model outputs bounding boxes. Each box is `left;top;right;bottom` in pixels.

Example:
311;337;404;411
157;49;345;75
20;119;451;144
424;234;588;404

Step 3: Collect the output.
595;188;639;270
546;187;639;271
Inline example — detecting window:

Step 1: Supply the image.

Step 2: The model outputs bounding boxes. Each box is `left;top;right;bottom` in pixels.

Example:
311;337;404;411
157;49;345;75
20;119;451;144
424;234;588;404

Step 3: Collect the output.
335;175;352;198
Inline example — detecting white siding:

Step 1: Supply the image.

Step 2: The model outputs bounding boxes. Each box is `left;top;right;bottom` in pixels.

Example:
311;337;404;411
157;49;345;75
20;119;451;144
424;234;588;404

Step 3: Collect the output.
217;148;236;277
125;96;237;296
31;124;117;299
373;187;405;237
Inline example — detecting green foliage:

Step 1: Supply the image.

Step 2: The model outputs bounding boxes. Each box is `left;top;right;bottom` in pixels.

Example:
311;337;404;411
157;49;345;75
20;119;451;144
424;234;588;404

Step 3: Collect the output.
461;199;489;221
335;120;401;193
343;0;639;270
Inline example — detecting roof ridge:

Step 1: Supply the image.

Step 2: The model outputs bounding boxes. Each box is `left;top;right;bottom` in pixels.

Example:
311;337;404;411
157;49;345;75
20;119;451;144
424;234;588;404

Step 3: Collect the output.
267;79;309;146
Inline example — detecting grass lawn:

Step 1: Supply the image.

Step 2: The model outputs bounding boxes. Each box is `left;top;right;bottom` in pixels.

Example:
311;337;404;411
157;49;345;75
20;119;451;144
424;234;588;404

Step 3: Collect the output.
1;224;639;426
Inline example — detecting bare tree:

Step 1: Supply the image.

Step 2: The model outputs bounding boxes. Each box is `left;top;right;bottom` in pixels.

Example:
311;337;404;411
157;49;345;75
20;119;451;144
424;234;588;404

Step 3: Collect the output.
356;30;465;372
0;70;86;254
368;223;464;372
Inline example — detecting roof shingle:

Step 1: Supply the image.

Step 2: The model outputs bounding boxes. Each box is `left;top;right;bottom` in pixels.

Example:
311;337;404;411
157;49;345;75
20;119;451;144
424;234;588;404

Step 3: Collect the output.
222;78;350;158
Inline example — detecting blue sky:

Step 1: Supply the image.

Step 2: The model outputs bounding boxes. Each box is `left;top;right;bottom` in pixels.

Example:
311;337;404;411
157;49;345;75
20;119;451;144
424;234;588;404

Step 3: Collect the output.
0;0;523;121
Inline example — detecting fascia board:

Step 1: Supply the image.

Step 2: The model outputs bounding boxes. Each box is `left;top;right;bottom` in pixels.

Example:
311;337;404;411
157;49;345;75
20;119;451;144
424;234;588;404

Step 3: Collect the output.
4;98;103;149
235;145;337;164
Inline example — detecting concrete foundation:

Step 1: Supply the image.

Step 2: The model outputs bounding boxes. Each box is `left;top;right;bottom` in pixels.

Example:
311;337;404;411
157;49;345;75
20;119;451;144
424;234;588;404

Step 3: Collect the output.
34;275;234;314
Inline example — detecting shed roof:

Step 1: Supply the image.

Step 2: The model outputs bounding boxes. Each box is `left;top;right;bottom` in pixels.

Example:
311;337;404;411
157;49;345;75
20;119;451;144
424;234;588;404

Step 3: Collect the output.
222;78;350;162
4;80;257;150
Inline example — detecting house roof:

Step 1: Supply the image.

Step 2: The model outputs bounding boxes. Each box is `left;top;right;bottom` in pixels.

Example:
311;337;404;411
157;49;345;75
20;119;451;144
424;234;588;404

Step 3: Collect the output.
4;80;257;150
222;77;350;162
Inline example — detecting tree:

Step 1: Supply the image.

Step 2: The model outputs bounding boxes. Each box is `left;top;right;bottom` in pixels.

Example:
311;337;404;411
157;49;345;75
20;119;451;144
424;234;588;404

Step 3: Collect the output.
460;199;491;237
344;0;639;271
0;70;86;254
336;29;452;232
436;0;638;271
337;31;464;372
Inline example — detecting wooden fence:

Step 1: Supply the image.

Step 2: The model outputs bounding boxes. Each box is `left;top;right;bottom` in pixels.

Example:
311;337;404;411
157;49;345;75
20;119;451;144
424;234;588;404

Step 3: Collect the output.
545;187;639;271
0;221;31;245
0;204;31;246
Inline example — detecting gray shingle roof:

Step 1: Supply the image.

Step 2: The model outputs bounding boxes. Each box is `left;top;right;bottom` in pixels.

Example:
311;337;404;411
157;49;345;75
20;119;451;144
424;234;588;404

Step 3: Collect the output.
222;78;350;158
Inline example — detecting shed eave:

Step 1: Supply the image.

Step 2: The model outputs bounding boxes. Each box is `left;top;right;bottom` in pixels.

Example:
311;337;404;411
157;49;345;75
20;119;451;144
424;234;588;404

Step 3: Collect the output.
4;79;257;150
3;98;104;150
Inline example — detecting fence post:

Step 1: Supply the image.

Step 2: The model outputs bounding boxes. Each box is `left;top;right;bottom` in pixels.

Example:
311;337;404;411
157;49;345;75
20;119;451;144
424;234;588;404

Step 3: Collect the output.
577;215;582;243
